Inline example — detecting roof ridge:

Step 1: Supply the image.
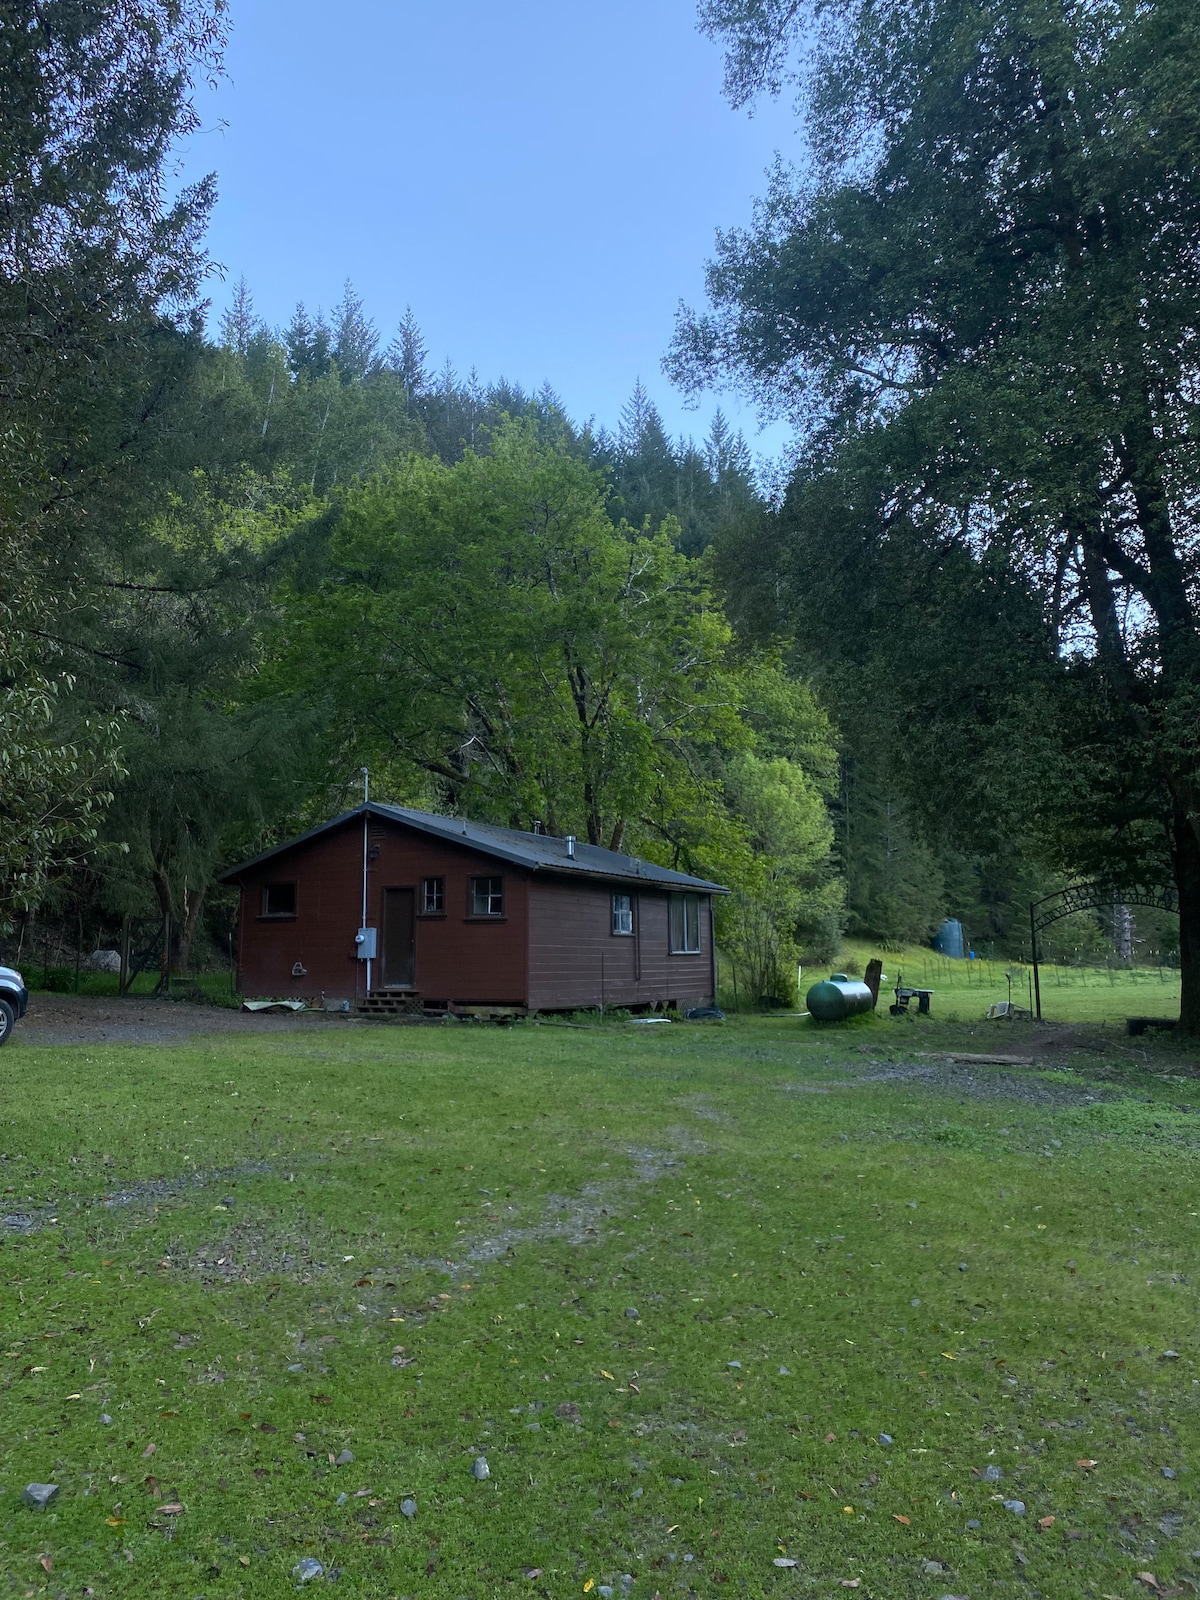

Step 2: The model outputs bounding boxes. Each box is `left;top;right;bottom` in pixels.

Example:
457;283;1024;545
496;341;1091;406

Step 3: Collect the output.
220;801;727;893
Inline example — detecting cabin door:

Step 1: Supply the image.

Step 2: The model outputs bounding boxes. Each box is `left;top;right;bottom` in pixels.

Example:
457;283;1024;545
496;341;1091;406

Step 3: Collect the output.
381;888;416;988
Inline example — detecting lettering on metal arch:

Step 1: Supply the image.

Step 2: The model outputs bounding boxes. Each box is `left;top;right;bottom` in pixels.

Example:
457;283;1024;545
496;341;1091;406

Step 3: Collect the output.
1030;881;1178;937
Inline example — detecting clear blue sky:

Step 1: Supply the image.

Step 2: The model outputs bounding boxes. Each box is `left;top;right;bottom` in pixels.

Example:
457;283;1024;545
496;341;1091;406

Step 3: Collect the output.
179;0;799;458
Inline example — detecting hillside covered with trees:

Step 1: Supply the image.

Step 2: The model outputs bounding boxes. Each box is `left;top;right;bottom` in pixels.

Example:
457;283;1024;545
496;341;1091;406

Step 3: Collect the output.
4;0;1195;1013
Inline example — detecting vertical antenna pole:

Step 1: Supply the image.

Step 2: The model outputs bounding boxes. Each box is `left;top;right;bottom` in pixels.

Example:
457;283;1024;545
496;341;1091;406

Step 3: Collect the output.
361;769;371;996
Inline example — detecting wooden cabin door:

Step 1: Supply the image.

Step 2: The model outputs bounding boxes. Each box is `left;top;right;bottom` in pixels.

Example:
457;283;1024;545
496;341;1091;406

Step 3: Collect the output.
381;888;415;988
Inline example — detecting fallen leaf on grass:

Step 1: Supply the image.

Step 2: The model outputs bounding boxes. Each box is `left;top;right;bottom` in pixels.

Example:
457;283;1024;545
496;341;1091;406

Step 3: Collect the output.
1037;1515;1055;1530
584;1581;595;1593
824;1432;837;1442
141;1443;156;1458
156;1503;184;1515
893;1514;911;1526
773;1558;797;1567
311;1394;332;1404
39;1558;52;1573
239;1556;250;1567
840;1581;861;1589
142;1476;160;1495
523;1569;542;1580
105;1518;125;1527
1136;1576;1161;1592
600;1370;614;1380
1076;1458;1098;1469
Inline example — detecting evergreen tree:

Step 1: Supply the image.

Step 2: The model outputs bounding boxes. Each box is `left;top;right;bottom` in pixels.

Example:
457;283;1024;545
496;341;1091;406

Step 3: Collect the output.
284;303;332;380
386;305;430;403
331;279;379;383
611;380;680;531
219;277;261;356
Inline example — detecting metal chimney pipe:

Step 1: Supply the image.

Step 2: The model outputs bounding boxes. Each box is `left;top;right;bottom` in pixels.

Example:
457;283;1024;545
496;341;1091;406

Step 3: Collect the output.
566;835;575;859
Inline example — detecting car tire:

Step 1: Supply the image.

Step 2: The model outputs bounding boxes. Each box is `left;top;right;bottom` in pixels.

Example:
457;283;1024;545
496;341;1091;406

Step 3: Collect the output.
0;998;15;1046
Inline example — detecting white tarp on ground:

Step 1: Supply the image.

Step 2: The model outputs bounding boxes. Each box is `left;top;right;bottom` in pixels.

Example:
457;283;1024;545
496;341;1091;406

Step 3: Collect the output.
241;999;307;1013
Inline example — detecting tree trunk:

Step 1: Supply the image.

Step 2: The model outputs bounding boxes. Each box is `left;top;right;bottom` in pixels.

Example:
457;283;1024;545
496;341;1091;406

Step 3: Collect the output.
177;882;208;975
1172;795;1200;1033
151;864;178;979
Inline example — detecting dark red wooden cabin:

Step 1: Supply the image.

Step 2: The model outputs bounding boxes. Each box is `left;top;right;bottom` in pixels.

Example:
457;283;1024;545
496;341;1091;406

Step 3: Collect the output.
220;803;726;1014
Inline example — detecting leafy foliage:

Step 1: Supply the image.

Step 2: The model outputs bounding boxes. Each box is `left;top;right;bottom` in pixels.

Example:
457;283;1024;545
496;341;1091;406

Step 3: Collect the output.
0;0;228;918
675;0;1200;1021
265;425;837;1002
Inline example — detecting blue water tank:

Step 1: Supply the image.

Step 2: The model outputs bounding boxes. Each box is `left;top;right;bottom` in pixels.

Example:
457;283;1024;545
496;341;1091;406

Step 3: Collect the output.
932;918;966;959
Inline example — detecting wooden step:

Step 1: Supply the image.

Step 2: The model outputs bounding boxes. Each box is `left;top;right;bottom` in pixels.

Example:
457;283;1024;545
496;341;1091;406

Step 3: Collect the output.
358;992;425;1018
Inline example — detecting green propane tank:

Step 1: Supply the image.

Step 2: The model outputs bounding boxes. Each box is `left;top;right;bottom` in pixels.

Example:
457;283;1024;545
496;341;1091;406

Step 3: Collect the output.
805;973;875;1022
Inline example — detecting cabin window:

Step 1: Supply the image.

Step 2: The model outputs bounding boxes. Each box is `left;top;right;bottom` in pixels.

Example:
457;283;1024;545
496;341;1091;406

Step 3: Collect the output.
669;891;701;954
611;892;634;936
421;876;445;915
470;876;504;917
260;881;297;919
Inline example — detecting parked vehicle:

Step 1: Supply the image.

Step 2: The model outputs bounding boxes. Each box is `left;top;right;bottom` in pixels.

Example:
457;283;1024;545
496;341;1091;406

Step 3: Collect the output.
0;967;28;1044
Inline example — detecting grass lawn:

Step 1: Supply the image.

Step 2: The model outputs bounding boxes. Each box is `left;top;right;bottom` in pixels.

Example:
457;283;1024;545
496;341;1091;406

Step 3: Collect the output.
830;939;1183;1028
1;1013;1198;1598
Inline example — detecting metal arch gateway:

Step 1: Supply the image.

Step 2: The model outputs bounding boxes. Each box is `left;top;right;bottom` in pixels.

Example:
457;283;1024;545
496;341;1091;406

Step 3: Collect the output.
1028;882;1179;1021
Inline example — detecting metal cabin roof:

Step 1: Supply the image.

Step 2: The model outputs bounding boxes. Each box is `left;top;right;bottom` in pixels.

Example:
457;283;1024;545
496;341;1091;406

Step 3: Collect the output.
219;802;728;894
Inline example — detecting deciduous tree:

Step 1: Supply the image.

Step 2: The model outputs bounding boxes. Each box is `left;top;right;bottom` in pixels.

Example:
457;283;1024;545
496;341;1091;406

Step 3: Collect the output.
674;0;1200;1025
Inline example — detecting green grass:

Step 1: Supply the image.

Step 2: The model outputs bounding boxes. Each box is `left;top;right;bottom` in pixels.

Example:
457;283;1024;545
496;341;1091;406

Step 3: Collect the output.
26;970;239;1005
829;937;1182;1026
1;1014;1198;1597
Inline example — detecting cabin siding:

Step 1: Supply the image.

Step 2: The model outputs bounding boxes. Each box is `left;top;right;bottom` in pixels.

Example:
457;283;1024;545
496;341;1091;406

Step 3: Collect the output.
235;817;530;1005
232;811;717;1011
527;878;714;1011
236;823;362;1002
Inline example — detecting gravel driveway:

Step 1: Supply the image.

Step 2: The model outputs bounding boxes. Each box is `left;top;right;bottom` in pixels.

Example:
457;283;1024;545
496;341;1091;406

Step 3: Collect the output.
10;993;354;1047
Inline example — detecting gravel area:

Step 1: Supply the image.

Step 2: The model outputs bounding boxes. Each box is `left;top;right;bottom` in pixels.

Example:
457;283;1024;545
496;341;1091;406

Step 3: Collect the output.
846;1057;1123;1107
9;993;355;1048
1;1161;274;1234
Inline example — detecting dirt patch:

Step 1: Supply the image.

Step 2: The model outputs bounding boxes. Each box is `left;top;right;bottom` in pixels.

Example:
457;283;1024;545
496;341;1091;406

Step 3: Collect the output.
0;1160;274;1235
788;1057;1123;1109
176;1215;336;1287
10;993;356;1048
422;1134;705;1278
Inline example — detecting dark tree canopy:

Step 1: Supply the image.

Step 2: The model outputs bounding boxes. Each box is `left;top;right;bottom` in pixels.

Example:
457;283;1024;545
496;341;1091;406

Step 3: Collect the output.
675;0;1200;1025
0;0;228;909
